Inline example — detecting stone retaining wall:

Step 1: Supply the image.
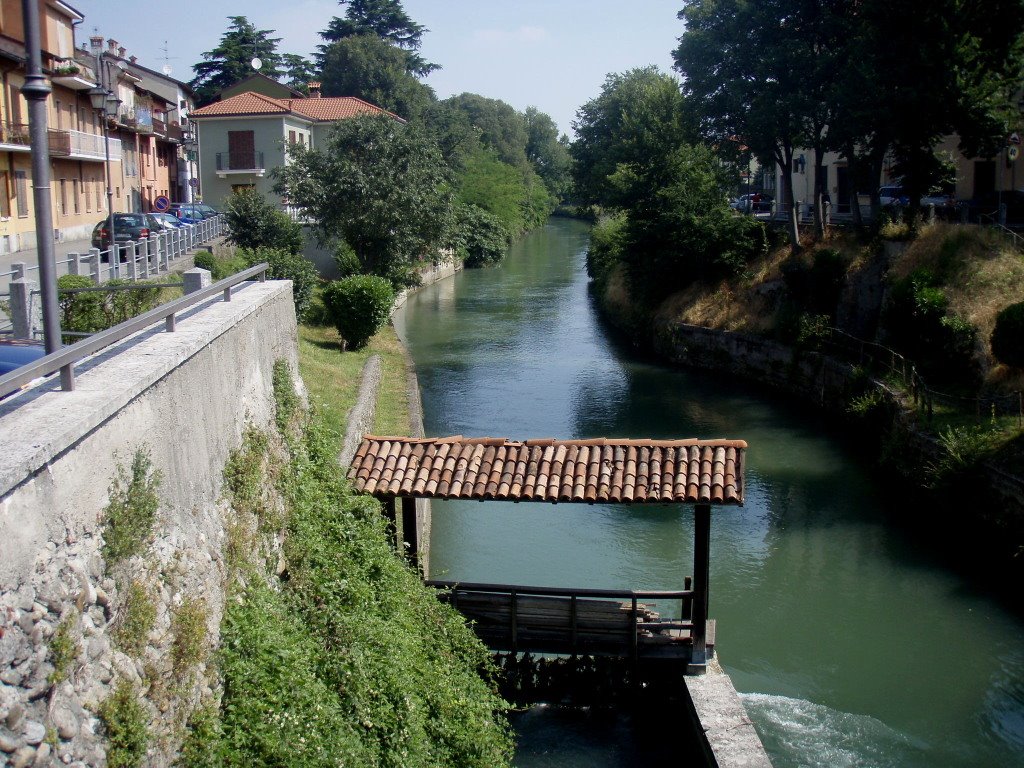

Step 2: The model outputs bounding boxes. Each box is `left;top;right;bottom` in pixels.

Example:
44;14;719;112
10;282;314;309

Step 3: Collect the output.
0;280;298;767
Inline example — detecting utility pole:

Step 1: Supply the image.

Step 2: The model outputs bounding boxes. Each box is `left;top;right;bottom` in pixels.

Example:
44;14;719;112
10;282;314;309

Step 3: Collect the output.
20;0;68;386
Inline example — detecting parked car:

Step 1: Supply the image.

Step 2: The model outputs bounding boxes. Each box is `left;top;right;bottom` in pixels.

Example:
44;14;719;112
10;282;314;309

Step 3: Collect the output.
878;185;909;207
0;338;46;376
91;213;163;261
730;192;773;213
150;212;184;230
169;203;219;223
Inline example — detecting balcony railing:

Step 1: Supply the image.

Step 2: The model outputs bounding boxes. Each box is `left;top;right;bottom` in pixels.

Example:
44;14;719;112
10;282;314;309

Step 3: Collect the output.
0;122;30;148
216;151;265;172
45;129;122;162
153;116;166;137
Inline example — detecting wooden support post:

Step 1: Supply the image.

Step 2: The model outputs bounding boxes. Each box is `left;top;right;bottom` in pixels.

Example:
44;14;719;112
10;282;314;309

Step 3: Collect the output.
384;497;398;549
401;496;419;570
688;503;711;675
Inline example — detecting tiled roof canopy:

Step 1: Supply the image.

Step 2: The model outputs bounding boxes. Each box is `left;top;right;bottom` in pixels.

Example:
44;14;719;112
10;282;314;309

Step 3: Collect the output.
348;436;746;505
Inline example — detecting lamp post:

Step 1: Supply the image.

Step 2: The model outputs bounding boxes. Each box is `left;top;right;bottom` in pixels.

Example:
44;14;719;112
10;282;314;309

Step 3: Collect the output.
89;60;121;276
182;132;197;209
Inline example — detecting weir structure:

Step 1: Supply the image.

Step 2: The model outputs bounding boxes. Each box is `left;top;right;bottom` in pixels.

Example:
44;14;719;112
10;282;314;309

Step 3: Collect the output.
347;435;746;674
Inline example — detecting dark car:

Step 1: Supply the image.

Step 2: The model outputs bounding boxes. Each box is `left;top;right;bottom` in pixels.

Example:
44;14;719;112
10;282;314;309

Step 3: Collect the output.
0;338;46;376
169;203;219;223
91;213;162;260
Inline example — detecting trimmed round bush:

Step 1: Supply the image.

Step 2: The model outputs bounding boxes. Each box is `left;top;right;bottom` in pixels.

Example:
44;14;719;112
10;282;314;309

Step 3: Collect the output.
321;275;394;350
991;301;1024;368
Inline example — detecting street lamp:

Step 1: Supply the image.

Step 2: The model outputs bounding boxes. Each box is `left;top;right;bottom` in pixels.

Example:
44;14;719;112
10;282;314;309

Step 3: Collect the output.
182;132;197;208
90;71;122;274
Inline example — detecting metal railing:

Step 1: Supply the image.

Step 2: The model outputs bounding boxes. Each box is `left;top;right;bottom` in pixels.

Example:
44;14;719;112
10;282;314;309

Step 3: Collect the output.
817;326;1023;425
0;262;268;399
216;151;264;172
0;215;228;338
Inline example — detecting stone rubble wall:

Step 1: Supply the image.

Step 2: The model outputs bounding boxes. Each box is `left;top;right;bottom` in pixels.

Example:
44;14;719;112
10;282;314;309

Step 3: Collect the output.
0;281;299;767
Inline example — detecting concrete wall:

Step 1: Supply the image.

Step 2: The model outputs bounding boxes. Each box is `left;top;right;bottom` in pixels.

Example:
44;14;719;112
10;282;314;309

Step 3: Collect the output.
0;279;299;766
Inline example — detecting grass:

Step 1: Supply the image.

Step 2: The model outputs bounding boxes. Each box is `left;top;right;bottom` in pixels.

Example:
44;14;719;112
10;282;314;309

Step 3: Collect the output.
170;599;208;672
298;321;411;453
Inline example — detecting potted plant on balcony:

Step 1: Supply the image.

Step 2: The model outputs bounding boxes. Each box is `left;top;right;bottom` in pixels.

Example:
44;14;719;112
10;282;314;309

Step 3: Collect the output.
52;63;81;76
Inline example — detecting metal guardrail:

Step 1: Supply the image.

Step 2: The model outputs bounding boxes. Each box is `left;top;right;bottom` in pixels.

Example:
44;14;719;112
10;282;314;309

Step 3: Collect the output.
0;262;268;399
819;326;1023;425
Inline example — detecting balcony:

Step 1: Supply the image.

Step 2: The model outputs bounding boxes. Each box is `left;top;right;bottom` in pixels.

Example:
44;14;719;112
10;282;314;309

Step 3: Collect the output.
0;122;31;151
50;59;97;91
166;122;184;142
46;129;123;162
153;116;166;138
216;151;266;177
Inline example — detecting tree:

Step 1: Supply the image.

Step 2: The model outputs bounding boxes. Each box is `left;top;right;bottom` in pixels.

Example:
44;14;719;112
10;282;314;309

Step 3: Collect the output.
441;94;529;169
318;0;438;76
571;67;693;209
675;2;809;248
274;114;455;286
224;188;304;254
320;35;435;120
280;54;317;94
524;107;572;201
190;16;284;105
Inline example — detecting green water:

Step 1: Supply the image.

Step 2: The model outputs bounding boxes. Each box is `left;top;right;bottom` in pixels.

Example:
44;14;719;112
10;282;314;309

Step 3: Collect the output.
392;218;1024;768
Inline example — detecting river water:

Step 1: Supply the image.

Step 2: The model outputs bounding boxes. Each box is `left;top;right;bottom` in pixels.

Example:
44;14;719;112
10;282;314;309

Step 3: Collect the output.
392;217;1024;768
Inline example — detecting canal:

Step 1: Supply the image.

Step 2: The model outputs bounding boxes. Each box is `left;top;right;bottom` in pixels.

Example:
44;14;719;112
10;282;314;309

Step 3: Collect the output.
392;217;1024;767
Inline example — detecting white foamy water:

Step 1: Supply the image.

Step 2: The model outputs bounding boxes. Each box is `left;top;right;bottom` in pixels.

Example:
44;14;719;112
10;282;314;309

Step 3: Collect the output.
740;693;927;768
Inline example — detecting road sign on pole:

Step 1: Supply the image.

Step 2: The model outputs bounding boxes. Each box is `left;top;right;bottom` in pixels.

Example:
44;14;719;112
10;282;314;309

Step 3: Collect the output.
153;195;170;212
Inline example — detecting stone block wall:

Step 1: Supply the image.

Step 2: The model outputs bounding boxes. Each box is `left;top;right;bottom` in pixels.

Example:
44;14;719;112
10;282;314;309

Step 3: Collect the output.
0;280;298;766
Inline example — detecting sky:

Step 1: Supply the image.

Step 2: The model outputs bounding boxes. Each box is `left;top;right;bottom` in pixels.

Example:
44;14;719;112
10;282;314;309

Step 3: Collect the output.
70;0;683;137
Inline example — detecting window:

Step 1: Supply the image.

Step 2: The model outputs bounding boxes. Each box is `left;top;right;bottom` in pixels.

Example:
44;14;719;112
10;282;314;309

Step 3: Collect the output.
227;130;255;169
72;178;79;214
55;100;62;130
85;177;91;213
15;170;27;217
96;180;103;212
0;171;10;218
288;130;296;144
59;179;67;215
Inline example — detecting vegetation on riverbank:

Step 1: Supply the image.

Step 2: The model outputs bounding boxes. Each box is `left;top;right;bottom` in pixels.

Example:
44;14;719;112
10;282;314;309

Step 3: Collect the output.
181;357;513;766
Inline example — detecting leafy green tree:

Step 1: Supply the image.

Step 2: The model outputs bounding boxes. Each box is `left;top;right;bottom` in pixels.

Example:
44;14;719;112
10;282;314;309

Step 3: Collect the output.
675;3;808;248
452;204;510;267
190;16;284;105
319;34;435;120
422;99;485;169
274;114;455;286
224;189;304;254
457;148;529;234
571;67;692;209
318;0;438;76
524;107;572;200
442;94;529;169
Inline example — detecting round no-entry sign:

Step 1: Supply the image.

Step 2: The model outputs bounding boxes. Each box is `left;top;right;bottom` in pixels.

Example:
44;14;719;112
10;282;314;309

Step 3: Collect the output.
153;195;170;212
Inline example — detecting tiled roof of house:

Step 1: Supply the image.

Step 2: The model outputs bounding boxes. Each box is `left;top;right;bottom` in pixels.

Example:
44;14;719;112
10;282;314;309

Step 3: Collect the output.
348;436;746;505
191;91;405;123
286;96;404;122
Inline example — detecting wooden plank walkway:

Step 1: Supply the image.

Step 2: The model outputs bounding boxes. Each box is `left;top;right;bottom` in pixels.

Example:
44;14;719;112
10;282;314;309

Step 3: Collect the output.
428;580;714;662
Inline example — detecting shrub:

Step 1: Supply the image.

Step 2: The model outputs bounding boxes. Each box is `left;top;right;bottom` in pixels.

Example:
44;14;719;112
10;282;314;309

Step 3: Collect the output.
102;449;162;566
239;247;320;321
991;301;1024;368
321;275;394;350
113;581;156;655
586;213;627;291
454;203;511;268
191;251;217;274
100;680;148;768
193;251;248;281
58;274;105;336
332;238;361;278
224;188;304;254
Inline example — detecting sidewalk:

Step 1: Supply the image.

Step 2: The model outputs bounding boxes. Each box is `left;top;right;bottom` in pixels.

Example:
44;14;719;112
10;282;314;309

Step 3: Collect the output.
0;237;94;278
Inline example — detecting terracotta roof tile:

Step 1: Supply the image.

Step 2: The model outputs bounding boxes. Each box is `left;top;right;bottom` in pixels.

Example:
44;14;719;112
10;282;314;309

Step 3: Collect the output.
191;91;406;123
190;91;290;117
348;436;746;505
